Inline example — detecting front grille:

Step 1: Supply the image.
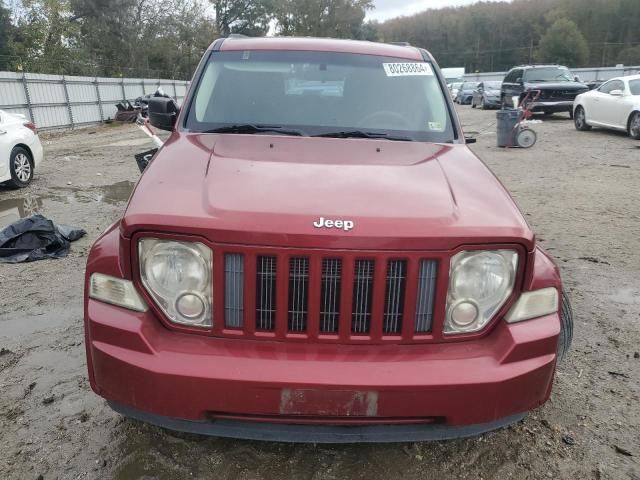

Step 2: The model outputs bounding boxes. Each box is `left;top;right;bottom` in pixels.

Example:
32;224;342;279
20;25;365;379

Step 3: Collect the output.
222;249;440;343
383;260;407;334
352;260;375;334
288;257;309;332
320;259;342;333
224;254;244;328
547;90;580;100
256;256;277;330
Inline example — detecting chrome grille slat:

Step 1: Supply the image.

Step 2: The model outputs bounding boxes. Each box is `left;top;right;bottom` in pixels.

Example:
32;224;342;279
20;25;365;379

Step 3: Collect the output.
224;254;244;328
415;260;438;333
320;259;341;333
256;256;277;330
288;257;309;332
352;260;374;334
383;260;407;334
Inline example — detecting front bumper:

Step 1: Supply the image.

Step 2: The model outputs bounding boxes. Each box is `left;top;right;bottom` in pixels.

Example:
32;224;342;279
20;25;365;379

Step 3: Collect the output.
529;100;574;113
85;299;560;442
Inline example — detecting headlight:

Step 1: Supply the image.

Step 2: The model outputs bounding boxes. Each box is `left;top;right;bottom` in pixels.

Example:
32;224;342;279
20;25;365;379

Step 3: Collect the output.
445;250;518;334
139;238;212;328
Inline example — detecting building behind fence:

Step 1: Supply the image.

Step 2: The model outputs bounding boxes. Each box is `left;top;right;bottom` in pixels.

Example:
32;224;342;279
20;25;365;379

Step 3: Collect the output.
0;72;189;131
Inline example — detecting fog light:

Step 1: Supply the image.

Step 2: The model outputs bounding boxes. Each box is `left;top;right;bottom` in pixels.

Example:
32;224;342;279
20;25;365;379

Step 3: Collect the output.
175;293;206;320
450;301;479;327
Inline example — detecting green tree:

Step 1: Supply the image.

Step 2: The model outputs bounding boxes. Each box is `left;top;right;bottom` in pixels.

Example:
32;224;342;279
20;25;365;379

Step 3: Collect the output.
211;0;274;37
537;18;589;66
0;4;13;69
274;0;373;39
617;45;640;66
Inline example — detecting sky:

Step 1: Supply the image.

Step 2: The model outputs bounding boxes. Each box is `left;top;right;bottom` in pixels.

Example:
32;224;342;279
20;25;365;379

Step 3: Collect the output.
368;0;497;22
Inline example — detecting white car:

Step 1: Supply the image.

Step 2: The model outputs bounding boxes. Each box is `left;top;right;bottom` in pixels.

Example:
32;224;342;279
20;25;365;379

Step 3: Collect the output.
0;110;44;188
573;74;640;139
449;82;463;100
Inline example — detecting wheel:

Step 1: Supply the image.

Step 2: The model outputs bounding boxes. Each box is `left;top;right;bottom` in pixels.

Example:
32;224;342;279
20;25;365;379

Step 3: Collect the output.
515;128;537;148
574;106;591;131
557;292;574;362
628;111;640;140
7;147;34;188
481;97;488;110
471;98;476;109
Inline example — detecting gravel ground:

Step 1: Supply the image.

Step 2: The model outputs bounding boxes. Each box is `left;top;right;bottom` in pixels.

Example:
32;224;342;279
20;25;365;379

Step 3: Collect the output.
0;108;638;480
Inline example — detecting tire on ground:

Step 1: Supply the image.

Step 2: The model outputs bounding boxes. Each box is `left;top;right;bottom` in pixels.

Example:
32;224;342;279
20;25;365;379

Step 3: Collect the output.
557;292;574;362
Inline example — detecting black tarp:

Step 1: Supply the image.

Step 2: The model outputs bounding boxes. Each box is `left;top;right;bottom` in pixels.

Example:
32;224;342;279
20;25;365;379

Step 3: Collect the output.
0;215;86;263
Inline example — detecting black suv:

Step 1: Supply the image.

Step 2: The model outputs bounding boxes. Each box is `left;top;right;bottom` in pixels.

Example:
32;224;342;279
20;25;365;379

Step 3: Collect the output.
501;64;589;117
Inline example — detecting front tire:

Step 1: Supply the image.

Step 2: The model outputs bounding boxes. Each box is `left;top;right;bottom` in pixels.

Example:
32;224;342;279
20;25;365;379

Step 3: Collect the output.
8;147;34;188
574;106;591;131
628;111;640;140
557;292;574;362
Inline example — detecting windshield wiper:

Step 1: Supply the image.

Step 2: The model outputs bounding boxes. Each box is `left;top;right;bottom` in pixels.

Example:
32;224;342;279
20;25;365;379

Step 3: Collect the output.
204;124;305;136
313;130;414;142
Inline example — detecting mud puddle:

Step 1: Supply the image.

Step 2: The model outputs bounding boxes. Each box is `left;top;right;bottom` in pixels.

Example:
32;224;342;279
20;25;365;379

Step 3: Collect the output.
0;181;135;229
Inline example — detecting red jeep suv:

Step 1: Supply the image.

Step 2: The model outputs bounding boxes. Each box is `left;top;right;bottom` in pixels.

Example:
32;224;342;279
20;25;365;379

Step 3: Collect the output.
84;37;572;443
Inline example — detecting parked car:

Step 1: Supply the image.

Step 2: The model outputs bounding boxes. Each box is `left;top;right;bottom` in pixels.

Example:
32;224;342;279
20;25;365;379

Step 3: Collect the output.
586;80;605;91
500;65;589;117
471;81;502;109
449;81;463;100
84;36;572;443
574;74;640;139
454;81;479;104
0;110;44;188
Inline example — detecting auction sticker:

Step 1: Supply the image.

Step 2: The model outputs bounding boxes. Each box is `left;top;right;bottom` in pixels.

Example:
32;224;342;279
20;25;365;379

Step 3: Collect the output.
383;62;433;77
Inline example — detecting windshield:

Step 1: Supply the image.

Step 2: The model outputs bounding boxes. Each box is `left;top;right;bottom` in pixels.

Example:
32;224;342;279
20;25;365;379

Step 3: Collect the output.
630;80;640;96
451;82;462;89
524;67;573;83
462;82;479;89
484;81;501;90
185;50;455;143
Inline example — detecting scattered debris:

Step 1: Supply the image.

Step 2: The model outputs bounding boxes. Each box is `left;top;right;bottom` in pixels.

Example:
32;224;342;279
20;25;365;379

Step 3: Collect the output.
578;257;610;265
607;371;630;379
0;215;86;264
562;435;576;446
614;445;633;457
42;396;54;405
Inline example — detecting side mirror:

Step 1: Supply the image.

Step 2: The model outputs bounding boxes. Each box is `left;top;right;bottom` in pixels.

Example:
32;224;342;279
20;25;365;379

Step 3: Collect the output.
515;77;522;83
574;76;581;82
148;97;179;131
610;89;624;97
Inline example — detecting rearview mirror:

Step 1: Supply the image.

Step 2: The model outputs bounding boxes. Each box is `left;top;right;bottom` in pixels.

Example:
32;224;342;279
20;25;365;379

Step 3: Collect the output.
609;89;624;97
148;97;179;131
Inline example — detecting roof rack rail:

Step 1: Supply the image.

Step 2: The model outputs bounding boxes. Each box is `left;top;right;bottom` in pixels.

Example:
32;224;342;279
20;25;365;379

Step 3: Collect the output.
228;33;249;39
389;41;412;47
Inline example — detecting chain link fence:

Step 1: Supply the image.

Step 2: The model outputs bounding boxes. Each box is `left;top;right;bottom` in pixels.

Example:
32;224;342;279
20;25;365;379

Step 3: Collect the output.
0;71;190;131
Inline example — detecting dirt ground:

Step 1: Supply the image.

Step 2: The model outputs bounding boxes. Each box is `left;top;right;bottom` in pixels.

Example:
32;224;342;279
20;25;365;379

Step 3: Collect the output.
0;107;638;480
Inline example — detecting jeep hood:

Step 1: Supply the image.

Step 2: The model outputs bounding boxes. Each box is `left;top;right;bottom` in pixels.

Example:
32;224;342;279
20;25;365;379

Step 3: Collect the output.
122;134;534;251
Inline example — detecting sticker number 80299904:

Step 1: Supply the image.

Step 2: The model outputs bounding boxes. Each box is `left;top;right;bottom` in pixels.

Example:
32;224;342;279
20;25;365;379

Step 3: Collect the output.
383;62;433;77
